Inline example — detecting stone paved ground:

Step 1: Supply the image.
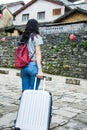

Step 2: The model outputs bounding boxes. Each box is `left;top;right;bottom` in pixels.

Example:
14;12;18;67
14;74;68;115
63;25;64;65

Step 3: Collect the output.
0;68;87;130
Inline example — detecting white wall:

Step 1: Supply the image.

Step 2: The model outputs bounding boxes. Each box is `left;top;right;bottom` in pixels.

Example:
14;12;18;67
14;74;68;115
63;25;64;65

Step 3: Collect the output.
13;0;65;25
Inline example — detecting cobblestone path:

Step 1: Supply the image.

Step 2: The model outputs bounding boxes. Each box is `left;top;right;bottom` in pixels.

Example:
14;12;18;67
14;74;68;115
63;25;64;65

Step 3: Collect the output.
0;68;87;130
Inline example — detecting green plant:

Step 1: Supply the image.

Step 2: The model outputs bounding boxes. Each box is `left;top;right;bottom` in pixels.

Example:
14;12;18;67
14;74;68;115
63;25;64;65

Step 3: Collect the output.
10;44;14;49
70;41;76;47
2;32;7;36
81;40;87;49
64;37;69;45
0;40;1;44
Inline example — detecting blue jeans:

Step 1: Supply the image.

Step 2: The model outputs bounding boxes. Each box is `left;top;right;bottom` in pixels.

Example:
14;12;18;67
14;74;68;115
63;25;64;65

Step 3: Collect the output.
21;62;40;91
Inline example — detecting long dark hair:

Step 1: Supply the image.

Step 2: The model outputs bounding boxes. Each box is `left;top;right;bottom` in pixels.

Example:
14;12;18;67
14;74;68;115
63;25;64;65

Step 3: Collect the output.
20;19;40;43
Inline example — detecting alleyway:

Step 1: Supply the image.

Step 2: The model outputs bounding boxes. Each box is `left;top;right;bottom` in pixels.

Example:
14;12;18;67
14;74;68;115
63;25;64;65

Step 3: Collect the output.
0;68;87;130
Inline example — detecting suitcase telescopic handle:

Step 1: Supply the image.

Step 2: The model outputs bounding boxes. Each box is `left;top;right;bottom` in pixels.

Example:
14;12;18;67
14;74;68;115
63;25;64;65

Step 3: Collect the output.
34;76;46;91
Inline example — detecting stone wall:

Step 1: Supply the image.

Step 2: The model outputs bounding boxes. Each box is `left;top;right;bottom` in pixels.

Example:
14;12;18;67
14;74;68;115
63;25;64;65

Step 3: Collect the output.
0;36;19;67
0;32;87;79
41;32;87;79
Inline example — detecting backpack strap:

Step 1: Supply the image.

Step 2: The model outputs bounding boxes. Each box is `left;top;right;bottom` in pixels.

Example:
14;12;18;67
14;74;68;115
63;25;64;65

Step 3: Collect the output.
30;51;35;61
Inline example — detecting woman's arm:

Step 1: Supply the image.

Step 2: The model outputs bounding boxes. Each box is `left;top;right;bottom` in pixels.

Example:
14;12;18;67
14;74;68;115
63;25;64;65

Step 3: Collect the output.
36;45;43;78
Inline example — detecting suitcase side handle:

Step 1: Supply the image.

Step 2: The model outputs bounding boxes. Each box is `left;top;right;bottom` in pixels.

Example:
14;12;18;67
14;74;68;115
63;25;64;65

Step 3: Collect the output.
42;76;46;91
34;76;46;91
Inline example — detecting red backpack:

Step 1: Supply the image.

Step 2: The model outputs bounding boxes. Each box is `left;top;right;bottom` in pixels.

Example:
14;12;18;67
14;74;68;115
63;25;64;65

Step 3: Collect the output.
15;44;32;68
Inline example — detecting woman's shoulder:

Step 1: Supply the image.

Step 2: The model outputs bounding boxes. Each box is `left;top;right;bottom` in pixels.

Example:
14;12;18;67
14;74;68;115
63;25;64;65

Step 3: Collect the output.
34;34;42;39
34;34;43;45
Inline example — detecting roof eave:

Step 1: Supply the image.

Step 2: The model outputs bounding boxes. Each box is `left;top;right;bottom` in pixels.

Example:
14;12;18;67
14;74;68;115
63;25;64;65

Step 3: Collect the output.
13;0;64;17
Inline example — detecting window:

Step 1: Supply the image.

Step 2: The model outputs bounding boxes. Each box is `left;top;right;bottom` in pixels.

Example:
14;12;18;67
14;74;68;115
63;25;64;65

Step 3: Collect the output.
22;14;29;22
37;12;45;20
53;9;61;16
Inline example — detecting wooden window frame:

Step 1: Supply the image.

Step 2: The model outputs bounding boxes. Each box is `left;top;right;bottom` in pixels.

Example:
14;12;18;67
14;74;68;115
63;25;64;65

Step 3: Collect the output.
53;8;61;16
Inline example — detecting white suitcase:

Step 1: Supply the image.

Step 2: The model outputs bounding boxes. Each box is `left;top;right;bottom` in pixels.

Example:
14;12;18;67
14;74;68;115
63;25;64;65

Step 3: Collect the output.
15;77;52;130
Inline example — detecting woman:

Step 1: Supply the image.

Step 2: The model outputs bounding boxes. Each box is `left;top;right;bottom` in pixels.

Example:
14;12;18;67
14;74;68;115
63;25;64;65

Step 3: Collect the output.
20;19;43;91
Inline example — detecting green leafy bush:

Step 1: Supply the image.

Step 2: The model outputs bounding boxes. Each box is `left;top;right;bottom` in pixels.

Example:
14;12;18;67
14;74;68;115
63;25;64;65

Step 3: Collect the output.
70;41;77;47
64;37;69;45
80;40;87;49
2;32;7;36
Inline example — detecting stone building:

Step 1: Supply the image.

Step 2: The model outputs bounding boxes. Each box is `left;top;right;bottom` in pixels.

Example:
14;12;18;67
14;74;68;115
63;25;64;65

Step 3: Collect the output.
0;6;13;28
